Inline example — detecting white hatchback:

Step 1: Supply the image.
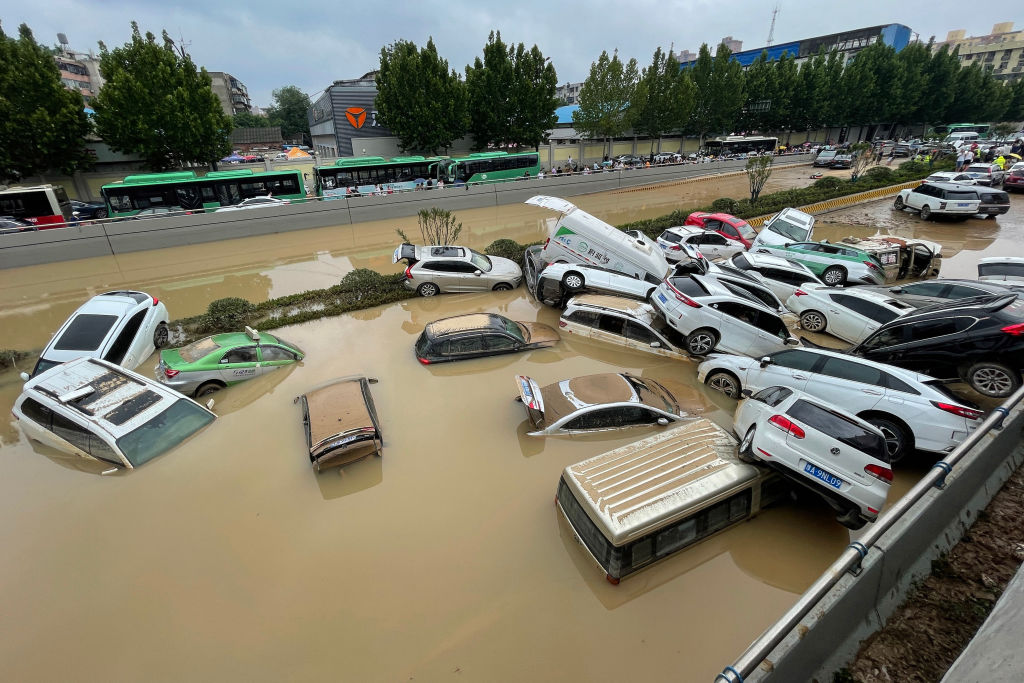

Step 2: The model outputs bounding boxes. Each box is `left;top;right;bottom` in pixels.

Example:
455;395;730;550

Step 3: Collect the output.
734;386;891;529
656;226;745;262
786;284;915;344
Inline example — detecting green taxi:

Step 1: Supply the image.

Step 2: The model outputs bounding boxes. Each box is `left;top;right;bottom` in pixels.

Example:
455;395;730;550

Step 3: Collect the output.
753;241;886;286
157;327;305;397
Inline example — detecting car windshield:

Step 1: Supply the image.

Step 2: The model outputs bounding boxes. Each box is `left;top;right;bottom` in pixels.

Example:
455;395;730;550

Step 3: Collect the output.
768;216;807;241
660;231;683;243
504;319;527;342
177;337;223;363
623;375;676;413
267;334;304;356
115;399;215;467
947;191;978;201
469;250;492;272
979;262;1024;278
731;253;751;270
54;314;119;351
733;221;756;240
31;358;61;377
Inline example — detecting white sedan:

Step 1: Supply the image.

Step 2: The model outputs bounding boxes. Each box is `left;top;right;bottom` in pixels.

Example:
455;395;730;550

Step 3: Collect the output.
216;196;291;212
786;284;915;344
655;226;746;262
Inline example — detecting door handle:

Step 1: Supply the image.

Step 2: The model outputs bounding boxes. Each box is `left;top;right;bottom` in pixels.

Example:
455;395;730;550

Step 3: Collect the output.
792;375;808;380
862;389;883;395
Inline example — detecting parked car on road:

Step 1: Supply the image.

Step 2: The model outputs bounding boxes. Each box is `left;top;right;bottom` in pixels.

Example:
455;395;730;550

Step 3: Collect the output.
1004;162;1024;192
69;199;108;220
830;154;854;169
861;279;1021;308
559;295;689;359
13;357;216;469
814;150;838;167
971;186;1011;218
0;216;36;234
753;240;886;286
787;284;914;344
923;171;976;185
216;196;291;212
414;313;558;364
393;243;522;296
126;206;184;220
893;182;981;220
656;226;746;262
697;347;983;461
684;211;759;249
515;372;686;436
963;162;1005;187
157;327;305;397
25;290;170;379
297;376;382;471
733;386;891;529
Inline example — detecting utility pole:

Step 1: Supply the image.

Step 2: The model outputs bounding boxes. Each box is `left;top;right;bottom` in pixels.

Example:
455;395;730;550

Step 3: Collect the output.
766;5;779;47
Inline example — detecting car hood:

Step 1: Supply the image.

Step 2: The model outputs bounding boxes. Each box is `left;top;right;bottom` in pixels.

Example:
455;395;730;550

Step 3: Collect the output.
520;322;560;346
488;257;523;278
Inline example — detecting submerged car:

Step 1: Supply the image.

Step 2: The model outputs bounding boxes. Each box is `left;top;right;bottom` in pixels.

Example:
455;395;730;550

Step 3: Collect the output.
753;239;886;286
415;313;559;364
394;243;522;296
524;245;660;307
515;373;686;436
13;357;216;470
157;327;305;397
26;290;170;378
734;386;891;529
837;235;942;282
297;376;383;471
683;211;758;249
559;295;689;359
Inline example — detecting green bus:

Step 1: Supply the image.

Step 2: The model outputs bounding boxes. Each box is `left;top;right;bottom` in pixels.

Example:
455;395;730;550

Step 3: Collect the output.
932;123;991;140
314;151;541;197
100;168;306;217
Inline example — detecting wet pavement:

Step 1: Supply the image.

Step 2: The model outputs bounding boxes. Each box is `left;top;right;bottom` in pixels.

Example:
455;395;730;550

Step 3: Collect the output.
0;174;1020;681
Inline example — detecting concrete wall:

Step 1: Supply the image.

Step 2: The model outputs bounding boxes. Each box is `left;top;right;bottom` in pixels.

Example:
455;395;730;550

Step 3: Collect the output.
747;402;1024;682
0;157;810;270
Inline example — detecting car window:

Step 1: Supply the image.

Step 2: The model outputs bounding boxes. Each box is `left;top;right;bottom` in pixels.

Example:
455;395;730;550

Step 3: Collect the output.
945;284;987;299
763;267;810;286
843;297;900;324
714;301;760;326
819;356;883;386
751;386;793;406
660;231;683;244
902;281;947;296
720;224;739;237
261;345;298;361
769;349;822;372
469;250;492;272
445;337;486;354
103;309;147;365
624;321;656;344
704;219;722;231
429;246;463;258
565;310;600;327
861;324;910;350
909;318;963;340
221;346;258;364
666;277;710;298
880;372;920;395
701;233;728;246
912;185;931;196
20;398;53;428
786;400;888;462
51;412;92;453
484;335;517;351
596;314;626;336
724;281;779;310
54;314;119;351
753;310;789;338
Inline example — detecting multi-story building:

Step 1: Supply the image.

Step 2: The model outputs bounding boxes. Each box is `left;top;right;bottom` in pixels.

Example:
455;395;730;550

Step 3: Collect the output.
935;22;1024;83
208;72;252;116
54;45;103;103
555;82;584;105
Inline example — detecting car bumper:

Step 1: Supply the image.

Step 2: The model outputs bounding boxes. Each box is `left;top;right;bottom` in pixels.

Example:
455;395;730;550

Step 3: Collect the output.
401;279;416;291
154;372;203;396
978;205;1010;215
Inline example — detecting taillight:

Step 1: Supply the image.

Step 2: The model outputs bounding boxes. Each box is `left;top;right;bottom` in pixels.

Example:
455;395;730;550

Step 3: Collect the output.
163;367;179;378
404;265;412;279
417;357;430;365
665;281;702;307
1000;322;1024;336
864;261;881;272
671;244;682;250
543;237;550;250
152;296;159;305
930;401;983;420
793;288;808;297
864;463;893;483
558;320;567;327
768;414;805;439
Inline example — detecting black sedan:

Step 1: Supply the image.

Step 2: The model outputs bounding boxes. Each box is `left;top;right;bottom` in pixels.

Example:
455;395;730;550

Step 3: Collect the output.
70;199;108;220
414;313;559;364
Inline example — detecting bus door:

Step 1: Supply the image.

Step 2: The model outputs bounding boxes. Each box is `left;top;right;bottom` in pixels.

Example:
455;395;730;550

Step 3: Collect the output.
215;182;241;207
175;185;203;212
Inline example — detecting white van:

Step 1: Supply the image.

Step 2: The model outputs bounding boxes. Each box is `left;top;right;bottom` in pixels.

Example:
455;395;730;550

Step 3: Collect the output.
526;195;671;282
749;207;816;248
945;132;980;147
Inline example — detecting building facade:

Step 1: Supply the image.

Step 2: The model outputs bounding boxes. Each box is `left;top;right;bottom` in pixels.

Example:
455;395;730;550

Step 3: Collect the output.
208;72;252;116
555;82;584;105
54;48;103;103
935;22;1024;83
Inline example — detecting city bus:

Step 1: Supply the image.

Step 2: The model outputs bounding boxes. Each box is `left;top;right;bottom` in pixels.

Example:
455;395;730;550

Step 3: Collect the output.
100;169;306;218
703;135;779;157
933;123;991;140
0;185;73;227
437;151;540;184
315;156;446;197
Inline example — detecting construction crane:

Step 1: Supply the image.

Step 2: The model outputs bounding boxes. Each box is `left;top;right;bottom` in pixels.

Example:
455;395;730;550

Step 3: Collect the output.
766;5;780;47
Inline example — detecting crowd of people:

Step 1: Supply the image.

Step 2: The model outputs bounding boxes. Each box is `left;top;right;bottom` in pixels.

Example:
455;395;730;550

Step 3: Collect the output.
953;139;1024;172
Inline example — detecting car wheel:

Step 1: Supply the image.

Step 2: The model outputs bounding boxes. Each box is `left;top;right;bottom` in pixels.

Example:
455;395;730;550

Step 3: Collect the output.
195;382;223;398
822;266;846;286
738;427;757;463
562;271;585;292
95;209;108;219
153;322;170;348
920;204;932;220
893;196;905;210
493;283;513;291
966;361;1021;399
863;415;911;463
705;371;741;399
685;328;717;356
836;507;868;530
799;310;827;332
417;282;440;297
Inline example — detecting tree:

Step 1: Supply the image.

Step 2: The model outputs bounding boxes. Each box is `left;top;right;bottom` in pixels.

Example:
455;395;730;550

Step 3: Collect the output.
264;86;310;142
689;43;745;146
921;45;960;126
0;23;92;184
849;142;874;180
891;42;931;128
745;155;772;202
573;50;639;158
376;38;468;154
509;43;558;150
632;47;687;155
739;51;774;132
791;50;827;138
233;111;271;128
93;23;231;170
1005;78;1024;122
396;207;462;245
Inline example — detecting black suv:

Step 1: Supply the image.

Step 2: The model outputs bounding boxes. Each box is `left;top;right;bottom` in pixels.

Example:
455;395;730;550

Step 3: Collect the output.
847;294;1024;398
973;187;1011;218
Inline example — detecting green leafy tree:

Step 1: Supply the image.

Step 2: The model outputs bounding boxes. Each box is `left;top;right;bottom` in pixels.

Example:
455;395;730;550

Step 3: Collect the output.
264;85;311;142
921;46;960;126
689;43;745;146
819;50;846;128
770;53;799;135
1005;78;1024;121
376;38;468;154
633;47;685;154
0;23;92;183
839;42;900;133
891;42;930;128
745;154;772;202
509;43;558;150
739;51;775;132
233;111;271;128
93;23;231;170
791;50;827;137
573;50;639;158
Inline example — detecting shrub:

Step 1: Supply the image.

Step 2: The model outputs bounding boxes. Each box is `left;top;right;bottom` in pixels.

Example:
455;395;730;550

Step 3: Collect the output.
0;349;32;372
485;238;528;263
813;176;844;191
710;197;739;214
205;297;253;330
863;166;894;181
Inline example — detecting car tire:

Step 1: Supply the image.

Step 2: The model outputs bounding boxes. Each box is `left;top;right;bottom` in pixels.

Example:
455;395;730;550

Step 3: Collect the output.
417;282;440;297
685;328;717;356
920;204;932;220
705;371;741;399
562;271;585;292
738;427;757;463
863;414;912;463
893;196;905;210
195;382;223;398
799;310;827;332
493;283;513;291
95;209;108;219
966;361;1021;399
836;507;868;530
822;266;846;286
153;322;170;348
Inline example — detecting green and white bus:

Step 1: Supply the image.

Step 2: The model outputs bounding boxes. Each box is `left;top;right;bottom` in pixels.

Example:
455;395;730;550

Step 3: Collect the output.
932;123;991;140
100;169;306;218
437;151;540;185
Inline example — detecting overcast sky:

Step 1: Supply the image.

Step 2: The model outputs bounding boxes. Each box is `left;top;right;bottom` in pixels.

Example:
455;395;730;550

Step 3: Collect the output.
5;1;1019;107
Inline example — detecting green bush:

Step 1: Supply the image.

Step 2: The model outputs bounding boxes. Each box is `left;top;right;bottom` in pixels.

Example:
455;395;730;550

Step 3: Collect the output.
897;160;930;177
0;349;32;372
813;176;844;191
863;166;895;181
485;238;528;263
710;197;739;214
205;297;253;330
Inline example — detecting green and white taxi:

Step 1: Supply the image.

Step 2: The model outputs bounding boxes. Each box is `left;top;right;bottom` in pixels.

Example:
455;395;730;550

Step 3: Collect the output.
751;241;886;286
157;327;305;397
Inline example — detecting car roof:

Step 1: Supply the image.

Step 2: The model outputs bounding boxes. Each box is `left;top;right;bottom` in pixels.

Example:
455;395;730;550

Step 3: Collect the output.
771;347;939;385
565;294;656;320
894;293;1017;319
919;182;979;191
424;313;505;337
538;373;672;424
301;377;379;452
690;274;775;311
23;358;189;438
806;284;910;309
979;256;1024;265
662;225;704;238
736;251;810;272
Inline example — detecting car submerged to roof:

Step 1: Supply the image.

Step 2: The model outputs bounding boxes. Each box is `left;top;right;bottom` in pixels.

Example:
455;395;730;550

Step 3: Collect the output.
559;295;689;359
13;357;216;470
297;376;383;471
414;313;559;364
515;372;686;436
26;290;170;379
394;243;522;296
157;327;305;397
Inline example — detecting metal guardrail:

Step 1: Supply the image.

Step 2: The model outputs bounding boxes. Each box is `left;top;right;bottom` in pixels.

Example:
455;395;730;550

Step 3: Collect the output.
715;384;1024;683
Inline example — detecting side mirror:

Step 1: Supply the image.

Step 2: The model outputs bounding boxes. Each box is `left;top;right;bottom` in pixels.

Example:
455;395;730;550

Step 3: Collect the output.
759;356;772;368
20;371;30;382
784;243;791;248
649;341;662;349
474;270;483;276
784;337;800;346
72;211;80;218
206;399;216;410
656;417;670;426
740;389;753;399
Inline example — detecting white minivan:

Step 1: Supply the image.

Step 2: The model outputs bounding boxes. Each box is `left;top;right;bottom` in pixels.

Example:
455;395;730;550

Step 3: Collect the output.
526;195;671;282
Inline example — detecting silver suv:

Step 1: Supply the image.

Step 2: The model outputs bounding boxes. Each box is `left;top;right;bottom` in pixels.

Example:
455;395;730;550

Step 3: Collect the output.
393;244;522;296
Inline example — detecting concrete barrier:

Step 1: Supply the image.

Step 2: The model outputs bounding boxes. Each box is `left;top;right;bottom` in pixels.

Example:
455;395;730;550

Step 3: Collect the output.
0;157;810;270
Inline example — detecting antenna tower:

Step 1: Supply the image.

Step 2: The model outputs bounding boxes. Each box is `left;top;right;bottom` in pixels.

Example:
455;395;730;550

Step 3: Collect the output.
766;5;779;47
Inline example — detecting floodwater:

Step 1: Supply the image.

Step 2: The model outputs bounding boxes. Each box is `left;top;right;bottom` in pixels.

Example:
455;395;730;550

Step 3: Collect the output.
0;171;1020;681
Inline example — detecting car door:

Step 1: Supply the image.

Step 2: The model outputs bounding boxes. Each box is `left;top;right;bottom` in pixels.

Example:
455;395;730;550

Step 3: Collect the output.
806;356;886;413
452;260;486;291
592;312;627;348
823;293;870;343
708;301;763;356
444;335;488;360
784;243;828;274
747;308;794;357
842;297;902;343
259;344;300;374
218;345;259;383
743;348;821;393
905;185;932;210
482;333;520;356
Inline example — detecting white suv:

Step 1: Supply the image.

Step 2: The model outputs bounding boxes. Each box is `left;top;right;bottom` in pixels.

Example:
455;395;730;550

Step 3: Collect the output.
560;295;688;359
894;182;981;220
734;386;891;529
696;347;982;461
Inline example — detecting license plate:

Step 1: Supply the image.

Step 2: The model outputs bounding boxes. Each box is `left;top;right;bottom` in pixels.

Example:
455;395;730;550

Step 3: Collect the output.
956;202;970;207
657;293;668;303
804;462;843;489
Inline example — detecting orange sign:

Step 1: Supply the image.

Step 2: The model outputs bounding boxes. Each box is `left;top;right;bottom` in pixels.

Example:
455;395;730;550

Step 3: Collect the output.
345;107;367;129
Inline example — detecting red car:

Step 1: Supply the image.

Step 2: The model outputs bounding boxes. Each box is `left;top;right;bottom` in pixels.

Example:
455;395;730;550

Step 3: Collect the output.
683;212;758;249
1005;163;1024;192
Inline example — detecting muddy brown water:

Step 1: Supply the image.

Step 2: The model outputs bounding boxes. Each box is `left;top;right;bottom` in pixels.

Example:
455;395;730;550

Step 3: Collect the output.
0;173;1020;681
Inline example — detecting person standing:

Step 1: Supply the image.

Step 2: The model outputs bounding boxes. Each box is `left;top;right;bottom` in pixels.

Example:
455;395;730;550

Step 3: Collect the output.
956;150;965;172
